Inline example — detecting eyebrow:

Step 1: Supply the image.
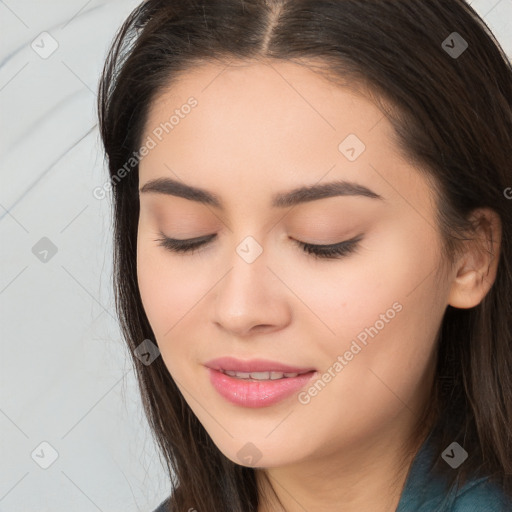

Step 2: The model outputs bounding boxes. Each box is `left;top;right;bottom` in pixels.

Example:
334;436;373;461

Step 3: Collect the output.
139;177;383;208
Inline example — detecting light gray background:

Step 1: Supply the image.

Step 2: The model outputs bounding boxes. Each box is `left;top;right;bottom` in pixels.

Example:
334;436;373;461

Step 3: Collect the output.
1;1;511;510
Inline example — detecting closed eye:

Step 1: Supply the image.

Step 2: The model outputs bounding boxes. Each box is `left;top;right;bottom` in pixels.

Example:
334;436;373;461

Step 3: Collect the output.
153;232;363;260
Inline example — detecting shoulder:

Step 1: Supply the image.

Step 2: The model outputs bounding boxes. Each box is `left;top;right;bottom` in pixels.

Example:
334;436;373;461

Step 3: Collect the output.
396;432;512;512
152;496;171;512
450;476;512;512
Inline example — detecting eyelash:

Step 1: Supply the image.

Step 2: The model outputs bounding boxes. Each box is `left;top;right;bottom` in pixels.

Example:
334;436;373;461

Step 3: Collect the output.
154;233;362;260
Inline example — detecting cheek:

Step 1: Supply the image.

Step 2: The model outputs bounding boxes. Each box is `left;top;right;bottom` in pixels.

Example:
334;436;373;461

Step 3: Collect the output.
136;246;188;379
138;250;186;324
279;224;440;342
136;234;217;377
284;238;443;449
355;224;440;331
136;234;187;338
311;227;443;409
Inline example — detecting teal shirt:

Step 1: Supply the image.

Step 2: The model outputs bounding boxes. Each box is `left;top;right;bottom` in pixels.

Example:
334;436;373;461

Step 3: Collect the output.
396;433;512;512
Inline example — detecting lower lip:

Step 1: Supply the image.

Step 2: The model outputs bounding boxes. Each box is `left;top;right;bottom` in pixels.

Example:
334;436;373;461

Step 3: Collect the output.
207;368;316;408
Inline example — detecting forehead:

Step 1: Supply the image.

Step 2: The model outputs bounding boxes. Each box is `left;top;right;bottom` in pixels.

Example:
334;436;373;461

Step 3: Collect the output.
142;59;384;140
138;59;429;213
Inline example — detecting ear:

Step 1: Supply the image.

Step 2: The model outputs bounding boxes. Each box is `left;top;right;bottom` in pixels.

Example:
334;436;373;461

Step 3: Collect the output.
447;208;502;309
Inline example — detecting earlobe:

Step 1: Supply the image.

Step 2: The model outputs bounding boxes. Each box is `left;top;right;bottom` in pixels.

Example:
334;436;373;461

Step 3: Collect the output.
447;208;501;310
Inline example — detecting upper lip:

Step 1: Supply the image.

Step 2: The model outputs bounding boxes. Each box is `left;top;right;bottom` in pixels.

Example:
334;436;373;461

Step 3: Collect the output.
204;356;315;374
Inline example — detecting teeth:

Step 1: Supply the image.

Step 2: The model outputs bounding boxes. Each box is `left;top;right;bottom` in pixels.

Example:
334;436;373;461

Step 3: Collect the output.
221;370;303;380
249;371;271;380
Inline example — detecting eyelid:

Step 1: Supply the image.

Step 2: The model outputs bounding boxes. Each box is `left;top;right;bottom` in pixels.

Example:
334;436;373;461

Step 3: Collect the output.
157;232;359;246
290;233;362;246
166;234;215;243
154;231;363;260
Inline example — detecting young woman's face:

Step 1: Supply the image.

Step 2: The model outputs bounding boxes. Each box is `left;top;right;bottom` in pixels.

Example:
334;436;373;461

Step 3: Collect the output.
136;60;452;467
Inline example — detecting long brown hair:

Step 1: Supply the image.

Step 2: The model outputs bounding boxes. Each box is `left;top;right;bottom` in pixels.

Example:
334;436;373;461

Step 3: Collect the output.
97;1;512;509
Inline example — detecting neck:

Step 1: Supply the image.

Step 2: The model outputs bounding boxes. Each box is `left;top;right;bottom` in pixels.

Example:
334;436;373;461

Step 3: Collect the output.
256;410;434;512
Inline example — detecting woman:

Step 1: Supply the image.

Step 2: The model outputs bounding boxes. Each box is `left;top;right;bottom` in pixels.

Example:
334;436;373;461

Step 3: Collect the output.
97;1;512;510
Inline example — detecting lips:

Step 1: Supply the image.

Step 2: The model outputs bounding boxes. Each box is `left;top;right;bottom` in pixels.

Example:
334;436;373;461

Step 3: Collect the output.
204;356;315;374
204;357;317;407
207;368;316;407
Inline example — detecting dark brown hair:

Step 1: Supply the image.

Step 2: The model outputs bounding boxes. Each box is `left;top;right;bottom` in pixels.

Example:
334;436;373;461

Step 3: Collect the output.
97;1;512;510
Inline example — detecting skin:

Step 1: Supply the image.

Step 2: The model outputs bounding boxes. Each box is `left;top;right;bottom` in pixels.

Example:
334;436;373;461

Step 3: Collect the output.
136;59;501;512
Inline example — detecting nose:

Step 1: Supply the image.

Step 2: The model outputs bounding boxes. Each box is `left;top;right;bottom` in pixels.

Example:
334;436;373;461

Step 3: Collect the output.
211;240;292;338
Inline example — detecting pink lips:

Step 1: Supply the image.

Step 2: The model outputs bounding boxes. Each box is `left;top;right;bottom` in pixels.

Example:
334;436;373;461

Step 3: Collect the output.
204;357;317;408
